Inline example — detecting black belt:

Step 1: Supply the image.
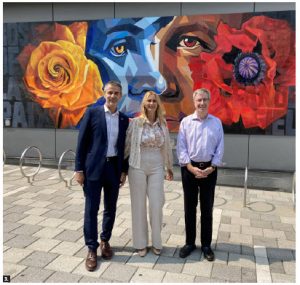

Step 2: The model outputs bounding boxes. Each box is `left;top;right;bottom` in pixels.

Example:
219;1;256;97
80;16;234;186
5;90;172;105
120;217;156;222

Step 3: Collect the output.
106;156;118;162
191;160;211;169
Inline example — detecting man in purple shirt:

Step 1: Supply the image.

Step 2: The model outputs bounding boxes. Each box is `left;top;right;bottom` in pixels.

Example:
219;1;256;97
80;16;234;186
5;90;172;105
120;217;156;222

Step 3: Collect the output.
176;88;224;261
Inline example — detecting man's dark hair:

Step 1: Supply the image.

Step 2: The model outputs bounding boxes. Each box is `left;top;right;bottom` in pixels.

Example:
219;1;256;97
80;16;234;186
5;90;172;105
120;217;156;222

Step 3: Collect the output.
104;81;122;92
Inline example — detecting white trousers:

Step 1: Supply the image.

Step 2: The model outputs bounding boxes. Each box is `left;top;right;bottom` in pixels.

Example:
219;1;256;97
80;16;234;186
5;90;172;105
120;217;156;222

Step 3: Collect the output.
128;148;165;250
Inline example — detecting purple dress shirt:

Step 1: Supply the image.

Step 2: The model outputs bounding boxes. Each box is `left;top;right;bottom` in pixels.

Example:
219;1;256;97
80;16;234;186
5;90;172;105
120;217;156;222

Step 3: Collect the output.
176;112;224;167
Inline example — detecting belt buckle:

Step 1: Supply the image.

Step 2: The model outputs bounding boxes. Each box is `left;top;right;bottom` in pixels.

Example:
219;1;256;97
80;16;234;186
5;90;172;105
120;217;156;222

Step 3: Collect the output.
106;157;110;162
199;162;204;168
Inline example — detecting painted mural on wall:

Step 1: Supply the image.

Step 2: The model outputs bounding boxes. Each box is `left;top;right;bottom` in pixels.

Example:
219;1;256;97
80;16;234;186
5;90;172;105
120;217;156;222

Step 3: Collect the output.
3;11;295;135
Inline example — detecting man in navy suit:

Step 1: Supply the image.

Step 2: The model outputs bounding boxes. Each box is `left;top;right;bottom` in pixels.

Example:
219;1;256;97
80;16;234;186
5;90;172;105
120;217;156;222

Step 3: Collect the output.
75;81;129;271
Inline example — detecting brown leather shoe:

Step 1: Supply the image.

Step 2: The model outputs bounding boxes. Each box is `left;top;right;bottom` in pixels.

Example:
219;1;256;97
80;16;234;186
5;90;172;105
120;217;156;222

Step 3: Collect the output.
85;250;97;271
100;240;113;259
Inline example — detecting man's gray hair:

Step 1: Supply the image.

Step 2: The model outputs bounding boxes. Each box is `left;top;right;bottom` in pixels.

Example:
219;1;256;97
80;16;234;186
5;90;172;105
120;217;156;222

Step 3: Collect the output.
104;80;122;92
193;88;211;100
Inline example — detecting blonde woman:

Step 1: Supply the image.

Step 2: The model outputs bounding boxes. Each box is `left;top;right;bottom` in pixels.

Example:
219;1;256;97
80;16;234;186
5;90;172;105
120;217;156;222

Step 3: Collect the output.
125;91;173;257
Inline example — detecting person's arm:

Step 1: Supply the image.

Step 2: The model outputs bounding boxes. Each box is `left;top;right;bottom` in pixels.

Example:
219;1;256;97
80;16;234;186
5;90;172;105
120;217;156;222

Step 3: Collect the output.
74;108;91;185
211;121;224;167
163;123;174;181
176;119;190;166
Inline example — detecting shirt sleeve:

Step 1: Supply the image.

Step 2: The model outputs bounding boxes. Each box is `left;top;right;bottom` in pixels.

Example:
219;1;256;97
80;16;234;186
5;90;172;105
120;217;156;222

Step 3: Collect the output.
176;119;191;166
211;121;224;167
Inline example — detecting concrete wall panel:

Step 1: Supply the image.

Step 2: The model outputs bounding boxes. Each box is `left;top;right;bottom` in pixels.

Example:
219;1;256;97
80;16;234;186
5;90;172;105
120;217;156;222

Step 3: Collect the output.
3;128;56;159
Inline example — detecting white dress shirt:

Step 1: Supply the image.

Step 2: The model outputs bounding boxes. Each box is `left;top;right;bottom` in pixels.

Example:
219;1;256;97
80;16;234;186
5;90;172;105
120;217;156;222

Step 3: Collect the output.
104;104;119;157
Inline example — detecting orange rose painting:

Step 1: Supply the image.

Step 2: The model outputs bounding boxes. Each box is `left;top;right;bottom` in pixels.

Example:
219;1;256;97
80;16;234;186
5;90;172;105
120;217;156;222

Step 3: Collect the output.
17;22;103;128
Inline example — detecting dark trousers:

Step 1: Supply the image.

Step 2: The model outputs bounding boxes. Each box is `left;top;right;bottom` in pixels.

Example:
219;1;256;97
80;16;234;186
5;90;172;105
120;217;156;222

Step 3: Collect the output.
181;166;217;247
83;159;119;251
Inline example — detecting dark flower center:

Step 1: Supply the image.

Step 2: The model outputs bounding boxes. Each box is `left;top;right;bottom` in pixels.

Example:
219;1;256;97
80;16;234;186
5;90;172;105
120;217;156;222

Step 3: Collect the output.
233;52;266;86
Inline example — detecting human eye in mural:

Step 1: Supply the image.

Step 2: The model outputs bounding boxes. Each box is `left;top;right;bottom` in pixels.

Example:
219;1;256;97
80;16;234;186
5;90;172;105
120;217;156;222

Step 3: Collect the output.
85;17;173;117
157;13;295;133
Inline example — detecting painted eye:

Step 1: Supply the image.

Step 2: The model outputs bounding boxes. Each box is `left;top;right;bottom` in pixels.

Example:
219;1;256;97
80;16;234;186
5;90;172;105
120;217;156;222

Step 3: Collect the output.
111;44;127;56
178;37;200;48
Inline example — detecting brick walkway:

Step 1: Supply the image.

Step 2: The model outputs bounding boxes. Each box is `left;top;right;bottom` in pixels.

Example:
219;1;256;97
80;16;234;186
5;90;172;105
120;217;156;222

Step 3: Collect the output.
3;165;295;282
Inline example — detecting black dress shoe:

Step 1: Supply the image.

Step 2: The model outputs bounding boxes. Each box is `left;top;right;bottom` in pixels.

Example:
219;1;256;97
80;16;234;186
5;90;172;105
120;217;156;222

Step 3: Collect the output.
201;246;215;261
179;244;196;258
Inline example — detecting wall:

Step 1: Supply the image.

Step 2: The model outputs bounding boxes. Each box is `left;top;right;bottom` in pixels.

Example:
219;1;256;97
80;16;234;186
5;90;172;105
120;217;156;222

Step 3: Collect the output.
3;2;296;171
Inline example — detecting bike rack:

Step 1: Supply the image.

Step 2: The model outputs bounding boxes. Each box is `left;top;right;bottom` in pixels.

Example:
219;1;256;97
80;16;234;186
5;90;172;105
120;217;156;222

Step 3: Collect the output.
58;149;76;188
19;146;42;183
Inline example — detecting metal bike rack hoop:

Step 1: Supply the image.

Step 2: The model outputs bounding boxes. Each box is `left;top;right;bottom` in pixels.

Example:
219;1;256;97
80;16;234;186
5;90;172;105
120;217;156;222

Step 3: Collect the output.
20;146;42;183
58;149;76;187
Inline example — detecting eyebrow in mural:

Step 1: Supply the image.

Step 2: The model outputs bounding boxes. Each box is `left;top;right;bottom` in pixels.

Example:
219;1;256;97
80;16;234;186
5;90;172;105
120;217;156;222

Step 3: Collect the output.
85;16;174;117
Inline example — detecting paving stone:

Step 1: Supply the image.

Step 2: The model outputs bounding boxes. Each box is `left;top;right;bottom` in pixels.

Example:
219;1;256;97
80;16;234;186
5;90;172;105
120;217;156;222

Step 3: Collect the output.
5;234;38;249
266;248;294;261
45;271;81;283
250;219;273;229
282;261;295;275
3;222;22;233
163;272;195;283
72;259;111;278
284;230;295;241
61;211;83;221
241;267;257;282
3;232;16;243
194;276;227;282
154;256;185;273
220;215;231;224
79;276;113;283
24;207;50;216
4;212;29;223
217;231;230;242
45;255;84;273
32;227;65;239
216;243;241;254
271;272;296;283
5;205;33;214
211;263;242;282
277;239;295;250
131;267;165;282
41;209;67;219
101;263;137;282
229;233;253;245
253;236;278;248
228;253;255;269
127;251;159;269
269;258;285;274
50;241;83;256
54;229;83;242
213;250;228;264
182;259;213;277
58;220;83;231
4;247;34;263
11;224;43;236
47;202;70;210
263;228;286;239
12;266;54;282
3;262;27;279
241;245;254;256
219;224;240;233
18;214;47;225
241;225;263;236
272;221;295;232
260;214;281;222
27;238;62;252
20;251;59;268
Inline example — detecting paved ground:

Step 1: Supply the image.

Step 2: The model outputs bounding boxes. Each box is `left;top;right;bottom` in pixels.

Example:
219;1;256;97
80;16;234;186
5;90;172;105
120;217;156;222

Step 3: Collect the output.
3;164;296;283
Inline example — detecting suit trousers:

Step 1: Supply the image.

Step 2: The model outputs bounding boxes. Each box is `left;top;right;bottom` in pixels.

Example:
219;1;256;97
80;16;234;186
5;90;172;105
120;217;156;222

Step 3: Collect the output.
181;166;217;247
128;148;165;250
83;159;120;251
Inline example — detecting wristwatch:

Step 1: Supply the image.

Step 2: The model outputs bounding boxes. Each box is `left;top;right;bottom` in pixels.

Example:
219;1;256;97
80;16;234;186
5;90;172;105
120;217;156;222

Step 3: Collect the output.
211;165;216;171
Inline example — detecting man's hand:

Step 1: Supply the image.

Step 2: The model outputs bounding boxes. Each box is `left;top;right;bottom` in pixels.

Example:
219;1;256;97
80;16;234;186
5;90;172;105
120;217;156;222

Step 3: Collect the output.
187;164;209;179
75;172;85;186
120;172;127;187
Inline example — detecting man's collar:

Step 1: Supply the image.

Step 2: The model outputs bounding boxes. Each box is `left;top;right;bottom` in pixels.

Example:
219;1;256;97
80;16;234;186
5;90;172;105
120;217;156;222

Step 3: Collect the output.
192;111;211;121
104;104;119;115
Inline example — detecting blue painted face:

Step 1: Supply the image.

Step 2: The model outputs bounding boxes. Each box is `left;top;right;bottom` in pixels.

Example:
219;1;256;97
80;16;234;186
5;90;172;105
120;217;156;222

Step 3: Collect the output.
86;17;173;117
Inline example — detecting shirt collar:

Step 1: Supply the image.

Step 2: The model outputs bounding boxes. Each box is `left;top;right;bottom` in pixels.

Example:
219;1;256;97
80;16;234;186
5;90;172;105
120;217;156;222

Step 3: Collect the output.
104;104;119;116
192;111;211;121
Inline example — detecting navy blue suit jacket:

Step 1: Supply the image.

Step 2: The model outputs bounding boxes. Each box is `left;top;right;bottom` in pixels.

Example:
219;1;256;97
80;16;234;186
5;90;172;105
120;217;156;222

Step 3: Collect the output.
75;105;129;181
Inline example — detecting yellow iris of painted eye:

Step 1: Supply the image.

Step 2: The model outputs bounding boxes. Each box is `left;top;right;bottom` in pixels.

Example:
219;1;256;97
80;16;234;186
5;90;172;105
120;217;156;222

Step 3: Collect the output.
114;45;125;55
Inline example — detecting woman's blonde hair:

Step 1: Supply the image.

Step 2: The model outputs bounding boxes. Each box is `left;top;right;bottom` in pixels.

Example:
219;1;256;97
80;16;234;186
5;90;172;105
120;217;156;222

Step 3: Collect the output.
140;91;166;125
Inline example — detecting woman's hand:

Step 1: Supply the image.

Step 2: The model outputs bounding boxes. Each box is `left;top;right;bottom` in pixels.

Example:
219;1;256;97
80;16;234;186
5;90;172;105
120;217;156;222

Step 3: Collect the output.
165;169;174;181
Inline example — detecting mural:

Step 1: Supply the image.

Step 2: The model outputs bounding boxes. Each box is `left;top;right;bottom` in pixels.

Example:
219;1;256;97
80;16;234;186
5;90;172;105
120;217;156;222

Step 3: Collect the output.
3;11;295;135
